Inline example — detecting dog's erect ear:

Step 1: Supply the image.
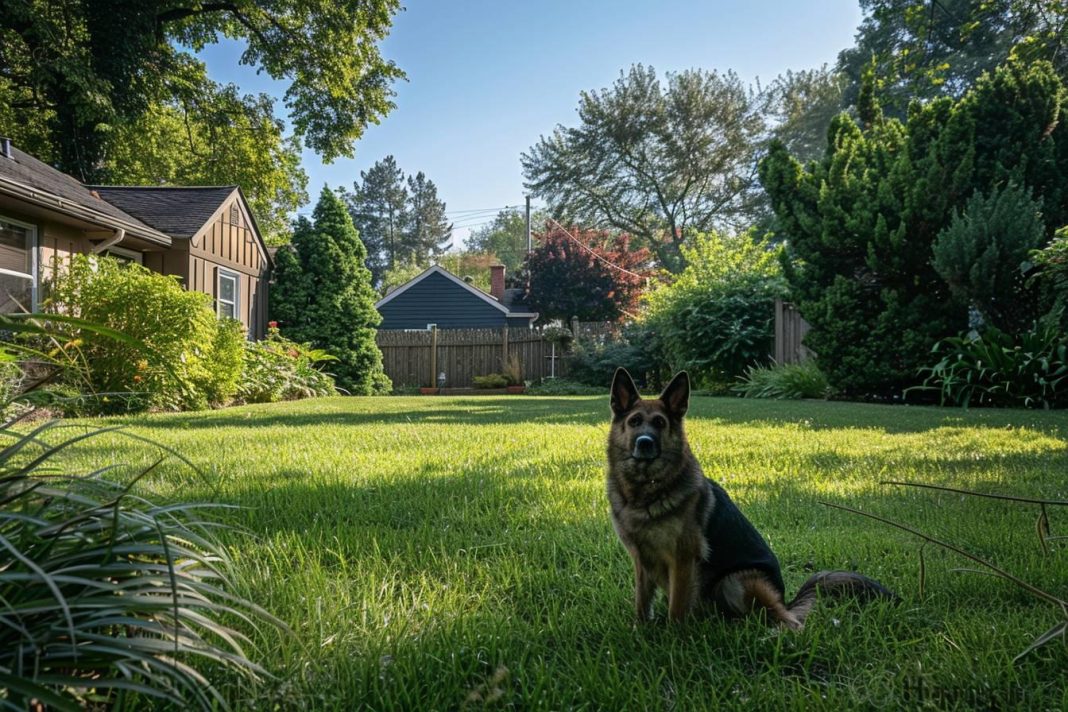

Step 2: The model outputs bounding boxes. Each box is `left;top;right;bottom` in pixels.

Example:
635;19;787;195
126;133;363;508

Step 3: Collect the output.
659;371;690;417
610;368;641;417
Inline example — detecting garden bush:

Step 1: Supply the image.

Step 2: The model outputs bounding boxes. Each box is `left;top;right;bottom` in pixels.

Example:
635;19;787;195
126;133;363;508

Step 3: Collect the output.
760;60;1068;398
732;360;832;400
931;182;1047;333
1031;227;1068;322
472;373;509;389
641;231;785;387
47;255;244;412
237;323;337;403
565;323;666;389
526;378;604;396
915;316;1068;408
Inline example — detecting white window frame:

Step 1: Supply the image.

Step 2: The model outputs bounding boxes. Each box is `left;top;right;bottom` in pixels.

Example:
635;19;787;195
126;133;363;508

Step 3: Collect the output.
0;214;38;312
104;245;143;264
216;267;240;321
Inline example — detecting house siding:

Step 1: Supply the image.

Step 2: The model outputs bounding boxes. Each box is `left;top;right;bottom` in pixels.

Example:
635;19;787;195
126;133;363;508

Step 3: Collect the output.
378;271;513;329
186;194;270;338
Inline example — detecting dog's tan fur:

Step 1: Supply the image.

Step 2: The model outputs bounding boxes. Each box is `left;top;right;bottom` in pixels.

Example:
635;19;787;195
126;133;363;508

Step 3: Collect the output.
606;368;894;626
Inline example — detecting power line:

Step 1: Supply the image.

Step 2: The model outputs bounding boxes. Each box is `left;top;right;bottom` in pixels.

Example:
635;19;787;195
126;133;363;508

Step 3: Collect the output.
448;217;500;230
443;205;521;217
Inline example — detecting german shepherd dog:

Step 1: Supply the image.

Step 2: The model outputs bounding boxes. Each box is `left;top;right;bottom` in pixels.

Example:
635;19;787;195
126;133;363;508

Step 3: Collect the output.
606;368;894;627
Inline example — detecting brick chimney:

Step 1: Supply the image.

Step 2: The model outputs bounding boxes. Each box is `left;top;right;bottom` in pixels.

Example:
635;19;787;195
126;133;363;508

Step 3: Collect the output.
490;264;505;300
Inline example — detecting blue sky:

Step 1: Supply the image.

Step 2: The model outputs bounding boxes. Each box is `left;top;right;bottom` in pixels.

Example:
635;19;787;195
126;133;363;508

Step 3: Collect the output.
198;1;863;245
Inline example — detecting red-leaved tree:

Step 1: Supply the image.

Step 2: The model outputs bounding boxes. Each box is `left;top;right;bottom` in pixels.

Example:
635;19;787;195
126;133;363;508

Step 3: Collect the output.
524;225;651;322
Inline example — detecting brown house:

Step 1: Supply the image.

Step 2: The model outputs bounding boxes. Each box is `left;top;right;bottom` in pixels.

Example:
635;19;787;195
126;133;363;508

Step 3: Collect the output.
0;139;272;337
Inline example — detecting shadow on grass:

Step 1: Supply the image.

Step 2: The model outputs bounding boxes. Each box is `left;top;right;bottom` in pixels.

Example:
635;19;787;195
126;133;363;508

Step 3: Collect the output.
109;395;1068;437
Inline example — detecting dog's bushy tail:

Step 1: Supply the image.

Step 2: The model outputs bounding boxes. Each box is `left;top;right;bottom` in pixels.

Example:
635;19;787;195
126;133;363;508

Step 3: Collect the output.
786;571;897;626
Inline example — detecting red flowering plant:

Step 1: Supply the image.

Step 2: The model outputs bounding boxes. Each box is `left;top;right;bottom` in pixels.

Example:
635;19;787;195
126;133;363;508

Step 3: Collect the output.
237;325;338;403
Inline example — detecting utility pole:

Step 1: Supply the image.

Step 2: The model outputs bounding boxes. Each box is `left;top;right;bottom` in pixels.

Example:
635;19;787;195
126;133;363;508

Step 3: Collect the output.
525;195;532;254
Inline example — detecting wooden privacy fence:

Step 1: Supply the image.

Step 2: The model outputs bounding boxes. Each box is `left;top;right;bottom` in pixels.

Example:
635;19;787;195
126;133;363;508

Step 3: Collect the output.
377;322;614;388
774;300;813;365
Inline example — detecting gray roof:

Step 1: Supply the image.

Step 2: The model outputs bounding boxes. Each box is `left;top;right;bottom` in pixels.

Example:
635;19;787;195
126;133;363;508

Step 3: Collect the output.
89;186;237;239
0;146;168;240
500;287;532;313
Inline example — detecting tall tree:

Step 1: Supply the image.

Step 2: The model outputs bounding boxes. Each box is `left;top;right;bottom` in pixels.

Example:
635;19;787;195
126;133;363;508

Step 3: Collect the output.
837;0;1068;117
105;68;307;244
764;66;848;164
343;156;408;285
403;171;452;260
0;0;404;182
522;65;765;272
269;188;390;395
524;225;651;322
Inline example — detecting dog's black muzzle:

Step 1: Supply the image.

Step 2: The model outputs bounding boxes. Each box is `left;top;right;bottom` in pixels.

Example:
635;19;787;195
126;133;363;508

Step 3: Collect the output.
633;434;660;460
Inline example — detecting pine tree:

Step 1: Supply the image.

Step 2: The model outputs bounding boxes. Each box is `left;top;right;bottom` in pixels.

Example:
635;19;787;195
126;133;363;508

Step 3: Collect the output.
402;171;452;261
270;188;390;394
344;156;408;285
932;183;1047;333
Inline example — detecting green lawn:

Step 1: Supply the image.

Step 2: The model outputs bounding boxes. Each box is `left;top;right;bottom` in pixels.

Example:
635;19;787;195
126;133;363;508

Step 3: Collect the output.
63;396;1067;709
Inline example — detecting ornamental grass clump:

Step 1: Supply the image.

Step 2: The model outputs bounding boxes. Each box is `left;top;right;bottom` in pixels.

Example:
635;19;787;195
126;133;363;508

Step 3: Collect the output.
733;360;832;400
0;314;286;709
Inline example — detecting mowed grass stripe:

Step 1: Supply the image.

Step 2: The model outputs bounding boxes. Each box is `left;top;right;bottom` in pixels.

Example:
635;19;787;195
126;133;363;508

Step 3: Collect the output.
50;396;1068;709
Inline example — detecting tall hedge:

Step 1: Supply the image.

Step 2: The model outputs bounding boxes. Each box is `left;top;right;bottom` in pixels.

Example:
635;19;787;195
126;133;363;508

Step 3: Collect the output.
269;188;390;394
759;60;1068;398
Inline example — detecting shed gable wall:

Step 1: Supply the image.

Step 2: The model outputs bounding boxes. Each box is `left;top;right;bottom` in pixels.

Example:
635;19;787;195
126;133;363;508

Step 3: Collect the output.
378;271;509;329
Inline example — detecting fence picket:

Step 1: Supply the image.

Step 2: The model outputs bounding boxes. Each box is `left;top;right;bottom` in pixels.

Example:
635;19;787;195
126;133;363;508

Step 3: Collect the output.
375;323;609;387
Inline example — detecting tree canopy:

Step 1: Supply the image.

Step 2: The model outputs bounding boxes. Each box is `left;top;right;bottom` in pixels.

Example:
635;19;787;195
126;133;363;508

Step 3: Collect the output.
837;0;1068;116
0;0;403;178
524;225;651;322
0;0;402;243
466;208;545;275
522;65;765;272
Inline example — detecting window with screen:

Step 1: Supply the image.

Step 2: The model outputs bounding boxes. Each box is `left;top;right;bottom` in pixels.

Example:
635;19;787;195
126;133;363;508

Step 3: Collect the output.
0;216;36;313
217;268;239;320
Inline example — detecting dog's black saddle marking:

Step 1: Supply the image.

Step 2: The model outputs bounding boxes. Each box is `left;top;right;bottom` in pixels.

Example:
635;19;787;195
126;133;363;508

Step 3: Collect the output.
698;480;786;596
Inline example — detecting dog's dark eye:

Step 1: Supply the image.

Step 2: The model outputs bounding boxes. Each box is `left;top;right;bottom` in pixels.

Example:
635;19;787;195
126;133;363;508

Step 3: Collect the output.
651;416;667;429
627;414;642;427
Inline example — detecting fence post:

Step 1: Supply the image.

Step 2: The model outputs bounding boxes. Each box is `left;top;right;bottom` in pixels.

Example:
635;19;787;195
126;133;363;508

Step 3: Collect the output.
430;325;438;388
501;326;509;370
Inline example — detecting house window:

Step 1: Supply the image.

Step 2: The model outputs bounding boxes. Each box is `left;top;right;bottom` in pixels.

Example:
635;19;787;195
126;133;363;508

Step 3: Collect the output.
0;215;37;313
217;268;240;320
104;246;143;265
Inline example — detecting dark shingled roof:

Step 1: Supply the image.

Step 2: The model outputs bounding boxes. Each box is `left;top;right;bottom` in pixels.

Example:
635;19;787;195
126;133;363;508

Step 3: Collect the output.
501;287;533;314
89;186;237;239
0;146;164;234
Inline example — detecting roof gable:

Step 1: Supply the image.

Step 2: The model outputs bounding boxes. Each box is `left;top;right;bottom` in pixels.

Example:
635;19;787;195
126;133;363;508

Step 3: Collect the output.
376;265;512;314
89;185;237;239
